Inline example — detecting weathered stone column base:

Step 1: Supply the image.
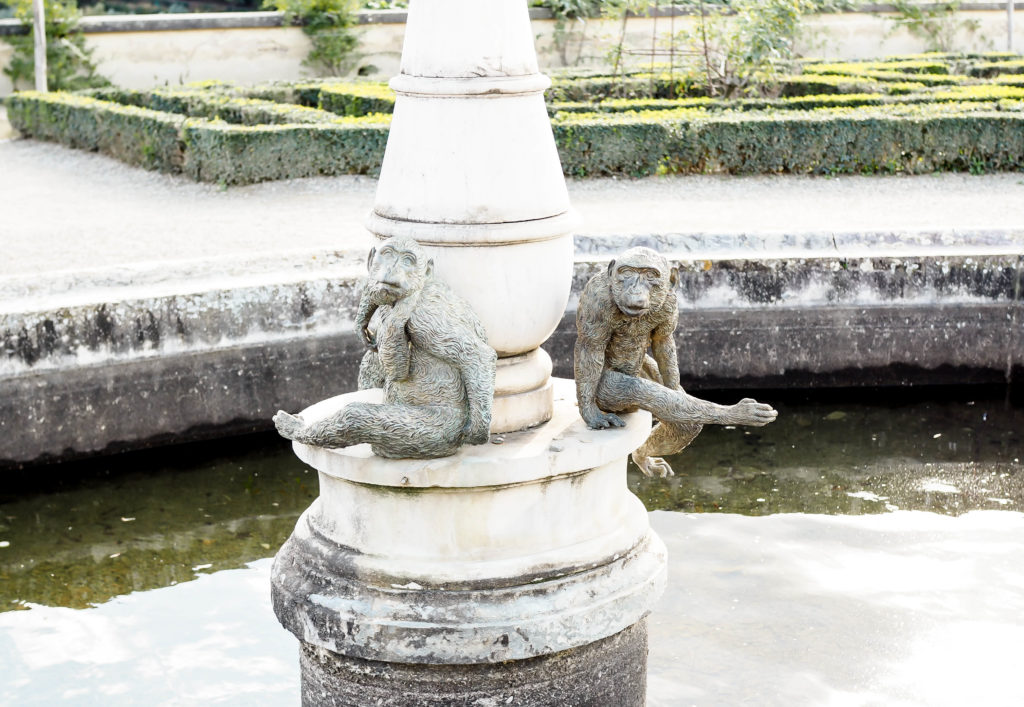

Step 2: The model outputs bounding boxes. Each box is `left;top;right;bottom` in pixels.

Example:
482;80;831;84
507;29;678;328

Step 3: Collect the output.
299;621;648;707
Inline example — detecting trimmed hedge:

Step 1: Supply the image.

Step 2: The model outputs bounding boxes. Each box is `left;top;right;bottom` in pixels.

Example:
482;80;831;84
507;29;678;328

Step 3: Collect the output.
778;74;889;96
86;87;341;125
182;120;390;184
969;60;1024;78
5;91;390;183
802;60;950;75
317;82;395;116
7;51;1024;184
549;73;707;101
550;92;924;116
5;91;183;171
551;103;1024;177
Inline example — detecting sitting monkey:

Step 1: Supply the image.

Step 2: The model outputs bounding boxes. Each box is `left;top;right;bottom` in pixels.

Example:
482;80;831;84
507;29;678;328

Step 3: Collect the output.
575;247;777;477
274;237;496;459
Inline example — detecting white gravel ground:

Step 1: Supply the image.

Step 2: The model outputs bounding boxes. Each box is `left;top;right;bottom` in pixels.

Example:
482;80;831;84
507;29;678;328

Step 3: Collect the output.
2;137;1023;285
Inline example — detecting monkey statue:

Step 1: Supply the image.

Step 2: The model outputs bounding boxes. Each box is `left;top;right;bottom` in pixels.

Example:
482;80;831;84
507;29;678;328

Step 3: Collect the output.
574;246;777;477
273;236;497;459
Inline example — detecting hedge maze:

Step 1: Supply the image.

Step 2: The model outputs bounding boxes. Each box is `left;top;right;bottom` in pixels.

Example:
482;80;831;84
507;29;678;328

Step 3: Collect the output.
6;52;1024;183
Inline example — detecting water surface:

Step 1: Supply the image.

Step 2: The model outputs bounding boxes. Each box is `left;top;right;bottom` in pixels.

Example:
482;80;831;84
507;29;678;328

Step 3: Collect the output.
1;388;1022;706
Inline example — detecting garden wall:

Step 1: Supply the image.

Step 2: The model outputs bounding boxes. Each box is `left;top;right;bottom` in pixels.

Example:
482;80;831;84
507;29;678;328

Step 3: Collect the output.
2;5;1022;98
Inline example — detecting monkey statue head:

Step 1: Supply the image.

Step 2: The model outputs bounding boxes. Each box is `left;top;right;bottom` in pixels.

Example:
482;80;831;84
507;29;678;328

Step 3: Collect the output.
607;247;677;317
366;236;433;305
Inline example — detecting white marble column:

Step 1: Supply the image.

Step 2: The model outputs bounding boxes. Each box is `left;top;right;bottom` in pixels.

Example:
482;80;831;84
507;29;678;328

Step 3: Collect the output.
366;0;577;433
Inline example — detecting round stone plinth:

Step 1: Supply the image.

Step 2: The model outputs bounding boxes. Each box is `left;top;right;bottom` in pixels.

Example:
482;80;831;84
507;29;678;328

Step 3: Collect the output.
272;378;666;707
298;620;648;707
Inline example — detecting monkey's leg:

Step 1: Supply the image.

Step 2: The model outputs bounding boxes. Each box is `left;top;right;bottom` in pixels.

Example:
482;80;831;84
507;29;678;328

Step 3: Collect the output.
293;401;464;459
631;421;702;478
598;370;777;427
357;350;386;390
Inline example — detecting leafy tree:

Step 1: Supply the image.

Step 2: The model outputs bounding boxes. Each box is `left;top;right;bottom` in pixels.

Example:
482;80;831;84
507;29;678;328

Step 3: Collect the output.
676;0;812;97
2;0;108;91
885;0;980;53
264;0;360;76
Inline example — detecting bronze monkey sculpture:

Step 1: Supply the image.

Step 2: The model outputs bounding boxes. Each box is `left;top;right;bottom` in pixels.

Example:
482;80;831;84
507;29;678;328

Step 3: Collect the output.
274;236;497;459
575;247;777;477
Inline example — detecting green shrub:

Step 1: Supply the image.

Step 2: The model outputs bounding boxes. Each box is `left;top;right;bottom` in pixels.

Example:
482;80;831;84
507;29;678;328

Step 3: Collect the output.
802;63;964;85
87;87;343;125
801;60;949;76
552;112;674;177
5;91;178;165
548;72;706;101
551;93;899;115
181;120;390;184
969;60;1024;78
5;91;183;170
8;71;1024;185
263;0;360;76
2;0;107;91
933;84;1024;101
551;103;1024;177
994;75;1024;86
317;82;395;115
778;74;886;96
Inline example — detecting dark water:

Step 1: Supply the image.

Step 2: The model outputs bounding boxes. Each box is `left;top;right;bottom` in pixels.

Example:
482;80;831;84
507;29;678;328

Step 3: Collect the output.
1;387;1021;613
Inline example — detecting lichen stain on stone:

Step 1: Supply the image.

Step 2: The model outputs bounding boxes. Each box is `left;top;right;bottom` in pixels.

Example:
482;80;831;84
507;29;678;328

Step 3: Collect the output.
87;304;116;350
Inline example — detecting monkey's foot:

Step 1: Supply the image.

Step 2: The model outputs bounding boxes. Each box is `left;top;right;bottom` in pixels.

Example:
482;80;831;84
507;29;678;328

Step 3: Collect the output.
460;419;490;446
273;411;306;441
631;452;675;478
585;411;626;430
729;398;778;427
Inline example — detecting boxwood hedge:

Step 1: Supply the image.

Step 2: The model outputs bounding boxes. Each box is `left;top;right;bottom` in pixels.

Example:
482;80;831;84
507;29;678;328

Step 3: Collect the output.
6;52;1024;183
6;92;184;171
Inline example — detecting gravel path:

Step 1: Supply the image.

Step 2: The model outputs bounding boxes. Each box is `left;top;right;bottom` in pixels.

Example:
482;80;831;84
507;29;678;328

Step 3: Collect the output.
3;138;1023;285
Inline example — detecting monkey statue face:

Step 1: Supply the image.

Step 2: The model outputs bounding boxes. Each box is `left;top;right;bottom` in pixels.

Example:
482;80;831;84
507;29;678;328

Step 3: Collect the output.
367;237;433;304
608;247;675;317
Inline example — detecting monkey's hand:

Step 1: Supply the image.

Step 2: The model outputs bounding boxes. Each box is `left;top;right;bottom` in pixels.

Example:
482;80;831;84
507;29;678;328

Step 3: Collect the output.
360;324;376;351
460;417;490;446
631;451;675;478
273;411;306;441
727;398;778;427
583;409;626;430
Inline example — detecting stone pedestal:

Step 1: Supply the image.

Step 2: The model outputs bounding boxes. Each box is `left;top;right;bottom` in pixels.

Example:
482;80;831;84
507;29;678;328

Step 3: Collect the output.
272;380;667;705
297;622;649;707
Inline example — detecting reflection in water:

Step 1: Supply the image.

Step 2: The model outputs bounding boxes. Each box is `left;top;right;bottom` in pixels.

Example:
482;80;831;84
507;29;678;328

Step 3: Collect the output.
3;512;1024;706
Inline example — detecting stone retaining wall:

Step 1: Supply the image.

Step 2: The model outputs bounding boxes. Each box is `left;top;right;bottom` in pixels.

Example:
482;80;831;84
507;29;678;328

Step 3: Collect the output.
2;6;1022;97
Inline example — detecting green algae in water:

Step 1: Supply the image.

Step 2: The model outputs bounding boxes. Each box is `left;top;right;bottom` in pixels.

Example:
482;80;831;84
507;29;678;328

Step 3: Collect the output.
630;391;1024;516
0;435;316;613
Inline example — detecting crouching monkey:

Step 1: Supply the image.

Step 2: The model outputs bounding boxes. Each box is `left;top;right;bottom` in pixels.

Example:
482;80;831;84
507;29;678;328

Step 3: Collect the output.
575;247;777;477
274;236;497;459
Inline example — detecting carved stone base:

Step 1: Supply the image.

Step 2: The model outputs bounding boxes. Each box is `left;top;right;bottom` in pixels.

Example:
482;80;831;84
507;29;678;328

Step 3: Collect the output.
272;379;666;703
298;621;649;707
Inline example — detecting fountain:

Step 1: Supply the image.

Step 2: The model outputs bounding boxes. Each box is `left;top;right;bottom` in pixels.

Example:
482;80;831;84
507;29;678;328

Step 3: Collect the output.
270;1;666;703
